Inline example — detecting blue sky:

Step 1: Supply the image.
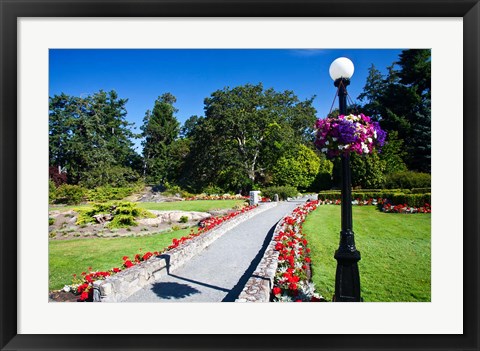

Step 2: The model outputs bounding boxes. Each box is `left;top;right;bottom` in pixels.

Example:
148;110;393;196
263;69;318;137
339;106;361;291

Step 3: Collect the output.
49;49;404;151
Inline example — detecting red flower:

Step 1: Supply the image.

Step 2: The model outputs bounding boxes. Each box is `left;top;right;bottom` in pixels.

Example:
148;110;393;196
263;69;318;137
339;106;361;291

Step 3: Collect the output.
123;260;134;268
122;256;129;261
80;291;89;301
272;287;281;295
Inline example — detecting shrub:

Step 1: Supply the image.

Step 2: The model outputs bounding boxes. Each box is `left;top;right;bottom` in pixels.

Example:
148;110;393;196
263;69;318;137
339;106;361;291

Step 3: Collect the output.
49;217;55;226
411;187;431;194
385;171;431;189
76;201;154;228
386;193;431;208
261;186;298;201
179;216;189;223
202;185;223;195
87;185;137;202
49;166;67;187
54;184;87;205
49;179;57;204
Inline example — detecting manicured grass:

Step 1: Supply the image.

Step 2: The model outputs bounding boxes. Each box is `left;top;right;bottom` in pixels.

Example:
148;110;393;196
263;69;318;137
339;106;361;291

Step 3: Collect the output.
49;199;247;212
302;205;431;302
49;228;192;291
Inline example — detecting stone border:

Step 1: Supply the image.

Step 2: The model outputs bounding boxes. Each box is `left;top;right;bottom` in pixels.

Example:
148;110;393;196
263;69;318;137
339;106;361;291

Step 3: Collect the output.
235;208;294;302
93;202;278;302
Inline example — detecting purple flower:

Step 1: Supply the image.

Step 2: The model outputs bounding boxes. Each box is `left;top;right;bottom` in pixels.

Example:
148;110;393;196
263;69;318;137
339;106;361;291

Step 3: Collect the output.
373;122;387;147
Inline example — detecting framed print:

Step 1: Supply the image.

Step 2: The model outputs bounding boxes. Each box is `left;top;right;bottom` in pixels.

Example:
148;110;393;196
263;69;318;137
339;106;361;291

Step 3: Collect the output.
1;0;479;350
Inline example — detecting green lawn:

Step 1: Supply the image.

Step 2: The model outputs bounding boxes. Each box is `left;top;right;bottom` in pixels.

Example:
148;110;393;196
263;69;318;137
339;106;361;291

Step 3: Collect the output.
49;199;247;212
49;199;247;291
302;205;431;302
49;227;191;291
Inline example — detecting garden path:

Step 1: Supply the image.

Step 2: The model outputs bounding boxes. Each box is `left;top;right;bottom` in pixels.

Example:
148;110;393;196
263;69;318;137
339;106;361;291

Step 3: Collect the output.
125;199;308;302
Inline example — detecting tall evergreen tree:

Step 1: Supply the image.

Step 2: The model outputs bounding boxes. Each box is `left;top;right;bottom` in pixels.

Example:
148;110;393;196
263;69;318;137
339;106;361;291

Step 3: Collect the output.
49;90;140;187
356;49;431;173
141;93;180;184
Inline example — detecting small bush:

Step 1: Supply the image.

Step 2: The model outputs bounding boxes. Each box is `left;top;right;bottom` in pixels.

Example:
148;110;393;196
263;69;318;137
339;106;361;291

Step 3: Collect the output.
171;225;181;231
54;184;87;205
76;201;154;228
385;171;431;189
202;185;224;195
49;217;55;226
49;179;57;204
179;216;189;223
87;185;137;202
261;186;298;201
49;166;67;187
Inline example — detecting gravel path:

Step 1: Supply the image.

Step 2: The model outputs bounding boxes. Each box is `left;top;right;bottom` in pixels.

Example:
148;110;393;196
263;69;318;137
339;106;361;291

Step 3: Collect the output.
125;200;307;302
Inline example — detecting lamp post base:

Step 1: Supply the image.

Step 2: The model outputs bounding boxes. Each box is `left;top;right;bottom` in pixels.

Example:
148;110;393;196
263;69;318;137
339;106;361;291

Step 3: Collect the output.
333;248;361;302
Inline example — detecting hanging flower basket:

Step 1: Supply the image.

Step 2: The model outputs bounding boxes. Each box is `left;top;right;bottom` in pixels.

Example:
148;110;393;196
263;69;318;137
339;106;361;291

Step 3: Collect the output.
314;113;387;158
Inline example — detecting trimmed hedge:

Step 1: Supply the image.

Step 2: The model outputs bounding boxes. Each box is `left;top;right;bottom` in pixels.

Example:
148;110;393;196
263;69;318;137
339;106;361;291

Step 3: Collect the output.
261;186;298;201
385;171;431;189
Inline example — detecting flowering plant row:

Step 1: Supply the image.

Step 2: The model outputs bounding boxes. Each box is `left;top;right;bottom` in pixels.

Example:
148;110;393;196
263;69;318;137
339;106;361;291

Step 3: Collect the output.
382;202;431;214
272;200;324;302
65;204;258;301
320;197;431;213
315;114;386;158
184;194;249;201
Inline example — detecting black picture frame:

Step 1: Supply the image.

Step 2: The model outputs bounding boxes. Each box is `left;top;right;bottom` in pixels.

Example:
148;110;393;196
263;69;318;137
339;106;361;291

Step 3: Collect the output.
1;1;478;350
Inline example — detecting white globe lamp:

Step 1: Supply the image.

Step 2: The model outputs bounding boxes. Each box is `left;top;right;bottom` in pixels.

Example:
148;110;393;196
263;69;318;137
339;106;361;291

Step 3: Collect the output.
329;57;355;81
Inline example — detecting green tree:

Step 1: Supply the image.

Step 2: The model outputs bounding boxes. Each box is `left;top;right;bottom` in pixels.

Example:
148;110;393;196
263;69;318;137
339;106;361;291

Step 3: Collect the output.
350;151;387;189
356;49;431;173
184;83;317;192
141;93;180;184
271;144;321;191
379;130;408;174
49;90;140;187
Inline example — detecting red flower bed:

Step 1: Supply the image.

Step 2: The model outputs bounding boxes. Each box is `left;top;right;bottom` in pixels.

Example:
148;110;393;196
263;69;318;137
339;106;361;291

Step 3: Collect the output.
271;200;325;302
67;204;258;301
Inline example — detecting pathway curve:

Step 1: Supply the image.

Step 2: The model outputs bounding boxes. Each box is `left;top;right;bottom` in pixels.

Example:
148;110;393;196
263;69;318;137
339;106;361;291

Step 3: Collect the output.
125;199;307;302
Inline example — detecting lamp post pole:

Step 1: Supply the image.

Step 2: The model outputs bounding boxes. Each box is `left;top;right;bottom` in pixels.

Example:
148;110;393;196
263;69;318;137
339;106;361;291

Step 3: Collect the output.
330;59;362;302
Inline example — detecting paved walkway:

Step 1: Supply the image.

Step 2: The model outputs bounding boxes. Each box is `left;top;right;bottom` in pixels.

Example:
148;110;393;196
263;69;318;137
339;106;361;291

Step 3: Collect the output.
125;200;307;302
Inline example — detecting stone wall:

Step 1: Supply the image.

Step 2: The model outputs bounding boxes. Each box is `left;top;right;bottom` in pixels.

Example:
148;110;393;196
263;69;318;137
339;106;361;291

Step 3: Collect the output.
235;210;291;302
93;202;278;302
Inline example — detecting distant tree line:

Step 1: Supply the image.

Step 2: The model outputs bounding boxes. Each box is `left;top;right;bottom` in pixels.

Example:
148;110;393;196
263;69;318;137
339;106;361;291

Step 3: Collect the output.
49;49;431;193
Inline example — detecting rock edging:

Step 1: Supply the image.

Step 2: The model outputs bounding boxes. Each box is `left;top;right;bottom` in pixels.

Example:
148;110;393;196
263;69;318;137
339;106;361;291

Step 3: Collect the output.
235;210;291;302
93;202;278;302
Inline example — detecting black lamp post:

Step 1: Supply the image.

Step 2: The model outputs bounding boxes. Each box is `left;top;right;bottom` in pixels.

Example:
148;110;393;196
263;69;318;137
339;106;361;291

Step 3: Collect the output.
329;57;361;302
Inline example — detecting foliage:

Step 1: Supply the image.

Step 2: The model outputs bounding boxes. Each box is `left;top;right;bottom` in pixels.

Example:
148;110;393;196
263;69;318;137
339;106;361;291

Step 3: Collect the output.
86;184;142;202
49;166;67;186
49;90;140;187
49;179;57;204
79;165;140;189
271;145;321;191
350;151;387;189
303;205;431;301
385;171;431;189
141;93;180;184
378;130;408;174
76;201;153;229
54;184;87;205
356;50;431;172
183;83;317;193
179;216;189;223
261;186;298;201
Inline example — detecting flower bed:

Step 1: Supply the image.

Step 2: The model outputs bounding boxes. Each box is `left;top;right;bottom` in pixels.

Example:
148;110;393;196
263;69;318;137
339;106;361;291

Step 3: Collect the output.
319;197;431;213
65;204;258;301
271;200;324;302
184;194;249;201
